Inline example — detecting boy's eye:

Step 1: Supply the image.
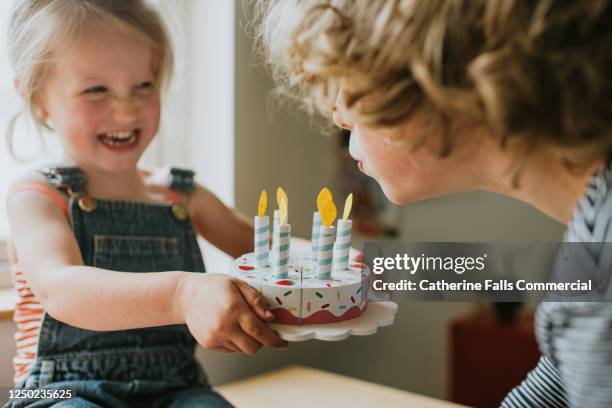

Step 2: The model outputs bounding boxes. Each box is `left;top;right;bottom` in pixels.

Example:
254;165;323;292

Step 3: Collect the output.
83;86;107;94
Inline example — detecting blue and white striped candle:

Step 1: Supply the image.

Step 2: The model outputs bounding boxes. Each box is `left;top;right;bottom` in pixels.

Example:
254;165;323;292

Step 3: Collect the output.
271;209;280;249
316;225;335;280
332;219;352;272
254;215;269;268
311;211;322;261
272;223;291;279
273;209;280;231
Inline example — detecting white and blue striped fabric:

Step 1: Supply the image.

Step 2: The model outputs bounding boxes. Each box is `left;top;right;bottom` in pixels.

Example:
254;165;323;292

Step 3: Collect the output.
502;160;612;407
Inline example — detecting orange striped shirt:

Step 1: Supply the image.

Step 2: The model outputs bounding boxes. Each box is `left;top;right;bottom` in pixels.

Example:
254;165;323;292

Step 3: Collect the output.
10;263;44;385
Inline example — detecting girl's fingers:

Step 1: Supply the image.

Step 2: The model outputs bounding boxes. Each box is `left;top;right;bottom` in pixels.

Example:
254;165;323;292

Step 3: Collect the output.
228;324;263;355
234;279;275;321
238;313;288;349
216;339;241;353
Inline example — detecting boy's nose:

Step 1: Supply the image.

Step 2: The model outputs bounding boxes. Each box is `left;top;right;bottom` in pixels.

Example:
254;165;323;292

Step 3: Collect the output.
332;108;353;131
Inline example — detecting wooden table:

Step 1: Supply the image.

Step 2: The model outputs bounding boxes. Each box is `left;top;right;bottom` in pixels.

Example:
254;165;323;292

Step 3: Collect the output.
218;365;469;408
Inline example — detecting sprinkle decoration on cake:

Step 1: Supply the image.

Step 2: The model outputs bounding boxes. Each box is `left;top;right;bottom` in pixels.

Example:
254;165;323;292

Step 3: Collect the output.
230;187;369;325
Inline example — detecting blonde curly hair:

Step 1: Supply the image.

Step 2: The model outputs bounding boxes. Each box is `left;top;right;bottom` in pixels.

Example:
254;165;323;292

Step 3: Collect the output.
254;0;612;169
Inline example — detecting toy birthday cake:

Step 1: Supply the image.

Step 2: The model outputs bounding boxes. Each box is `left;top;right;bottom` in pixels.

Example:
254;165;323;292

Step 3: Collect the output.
230;188;369;325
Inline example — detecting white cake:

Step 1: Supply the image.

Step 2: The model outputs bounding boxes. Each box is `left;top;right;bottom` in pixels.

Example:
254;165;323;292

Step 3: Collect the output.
231;251;368;325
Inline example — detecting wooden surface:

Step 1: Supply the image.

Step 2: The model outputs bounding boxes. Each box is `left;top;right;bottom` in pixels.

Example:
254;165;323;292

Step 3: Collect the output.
218;365;469;408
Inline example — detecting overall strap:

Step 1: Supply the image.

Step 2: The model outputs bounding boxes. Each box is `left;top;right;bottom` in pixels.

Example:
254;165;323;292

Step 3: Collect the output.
167;167;196;193
40;165;87;194
40;165;96;212
165;167;196;221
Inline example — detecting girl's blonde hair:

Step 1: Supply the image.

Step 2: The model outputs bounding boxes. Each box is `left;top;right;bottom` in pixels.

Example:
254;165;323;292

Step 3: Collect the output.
7;0;173;155
254;0;612;172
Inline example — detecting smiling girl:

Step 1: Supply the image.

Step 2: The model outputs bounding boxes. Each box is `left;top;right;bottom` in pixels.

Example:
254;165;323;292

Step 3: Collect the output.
4;1;285;406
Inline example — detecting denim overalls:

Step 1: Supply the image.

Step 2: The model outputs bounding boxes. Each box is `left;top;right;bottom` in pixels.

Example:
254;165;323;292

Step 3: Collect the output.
6;166;233;408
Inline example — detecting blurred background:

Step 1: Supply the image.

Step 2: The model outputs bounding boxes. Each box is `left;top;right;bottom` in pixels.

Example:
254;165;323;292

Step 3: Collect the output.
0;1;566;406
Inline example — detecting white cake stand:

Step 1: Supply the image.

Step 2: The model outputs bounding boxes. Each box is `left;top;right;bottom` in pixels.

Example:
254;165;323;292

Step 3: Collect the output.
269;301;398;342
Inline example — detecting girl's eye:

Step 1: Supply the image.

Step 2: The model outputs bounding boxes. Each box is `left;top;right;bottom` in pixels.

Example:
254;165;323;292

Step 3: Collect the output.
83;86;107;94
135;81;153;90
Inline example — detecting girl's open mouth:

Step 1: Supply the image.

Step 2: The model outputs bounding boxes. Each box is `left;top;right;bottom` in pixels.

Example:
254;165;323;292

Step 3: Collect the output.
97;129;140;150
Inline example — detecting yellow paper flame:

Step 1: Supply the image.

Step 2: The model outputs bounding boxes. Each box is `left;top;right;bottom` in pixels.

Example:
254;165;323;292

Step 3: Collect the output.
342;193;353;220
321;199;337;227
279;196;288;225
317;187;332;214
277;187;288;209
258;190;267;217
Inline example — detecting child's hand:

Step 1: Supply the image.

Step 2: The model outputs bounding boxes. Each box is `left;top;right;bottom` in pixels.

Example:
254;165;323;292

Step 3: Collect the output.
176;273;288;354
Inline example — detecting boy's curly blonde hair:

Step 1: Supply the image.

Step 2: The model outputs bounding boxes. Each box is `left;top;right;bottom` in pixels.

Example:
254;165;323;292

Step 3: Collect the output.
254;0;612;169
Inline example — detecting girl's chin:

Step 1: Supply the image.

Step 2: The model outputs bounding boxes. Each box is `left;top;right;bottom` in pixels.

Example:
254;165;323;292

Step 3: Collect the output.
105;159;142;171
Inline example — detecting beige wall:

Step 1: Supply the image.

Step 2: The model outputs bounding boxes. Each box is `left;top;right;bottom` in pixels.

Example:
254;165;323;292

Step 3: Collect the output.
233;70;340;238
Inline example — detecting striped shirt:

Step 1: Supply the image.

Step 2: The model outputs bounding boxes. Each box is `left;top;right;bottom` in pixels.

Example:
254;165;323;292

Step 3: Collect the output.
10;263;44;385
502;160;612;407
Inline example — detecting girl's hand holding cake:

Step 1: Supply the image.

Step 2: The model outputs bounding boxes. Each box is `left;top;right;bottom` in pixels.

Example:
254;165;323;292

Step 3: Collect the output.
176;272;288;354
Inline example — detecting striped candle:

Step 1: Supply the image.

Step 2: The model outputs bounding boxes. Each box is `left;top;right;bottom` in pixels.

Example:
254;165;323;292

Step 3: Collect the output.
332;219;352;272
272;223;291;279
311;211;322;261
316;225;335;280
254;215;269;268
271;209;280;252
273;209;280;229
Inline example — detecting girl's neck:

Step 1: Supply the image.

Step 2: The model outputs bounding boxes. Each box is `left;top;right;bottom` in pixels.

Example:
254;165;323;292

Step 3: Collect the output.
86;168;148;200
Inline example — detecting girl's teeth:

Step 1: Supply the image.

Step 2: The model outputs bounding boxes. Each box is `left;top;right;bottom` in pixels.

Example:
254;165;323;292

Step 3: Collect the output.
107;131;132;140
99;130;138;146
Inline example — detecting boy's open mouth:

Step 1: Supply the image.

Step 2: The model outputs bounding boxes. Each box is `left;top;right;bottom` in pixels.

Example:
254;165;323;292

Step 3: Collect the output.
97;129;140;148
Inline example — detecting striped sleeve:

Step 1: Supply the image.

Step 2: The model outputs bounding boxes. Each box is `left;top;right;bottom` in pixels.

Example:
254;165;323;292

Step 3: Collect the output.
501;355;568;408
540;303;612;408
